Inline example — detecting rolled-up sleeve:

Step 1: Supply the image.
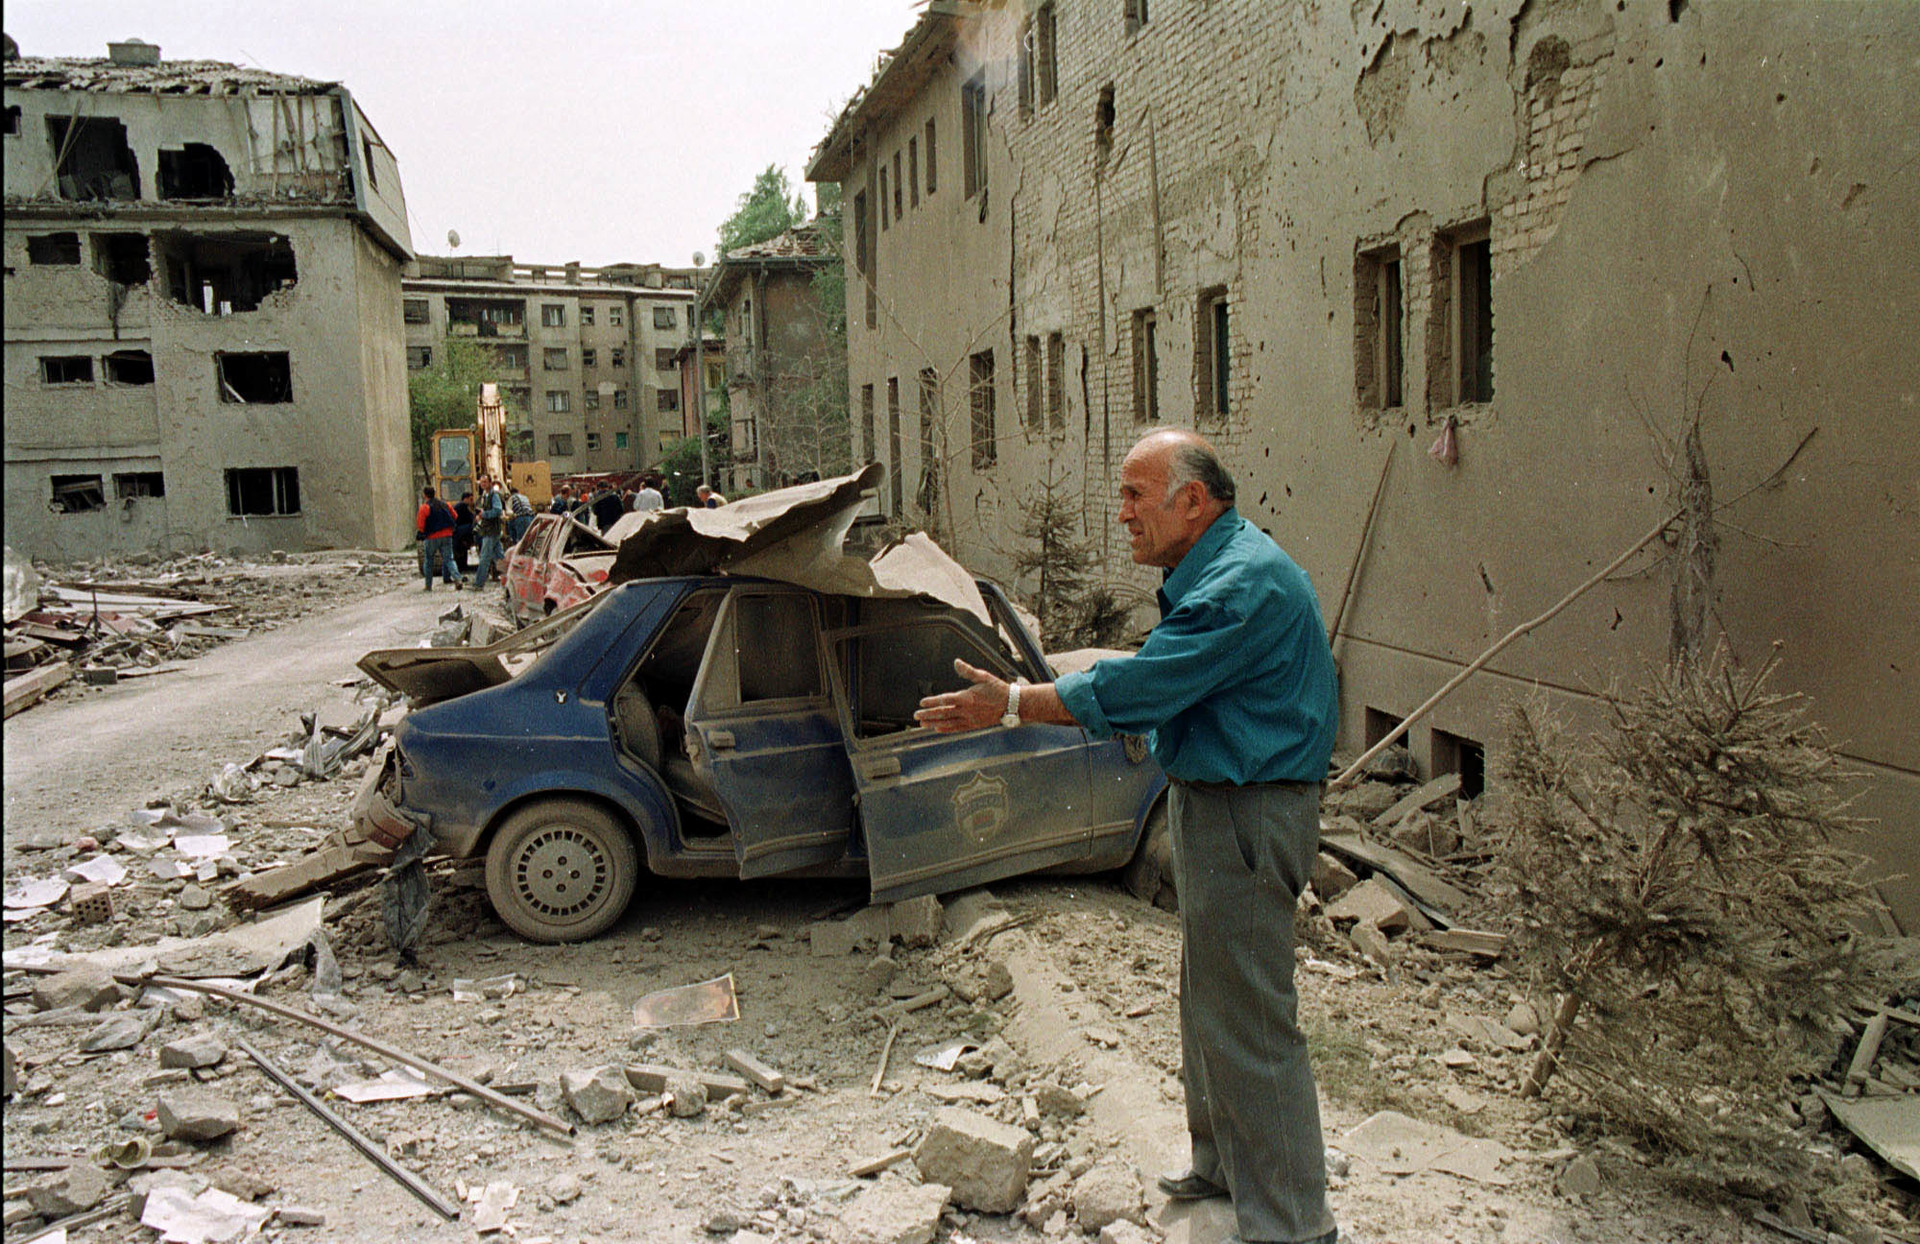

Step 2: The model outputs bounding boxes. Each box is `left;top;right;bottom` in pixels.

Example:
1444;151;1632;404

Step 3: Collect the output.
1054;597;1256;740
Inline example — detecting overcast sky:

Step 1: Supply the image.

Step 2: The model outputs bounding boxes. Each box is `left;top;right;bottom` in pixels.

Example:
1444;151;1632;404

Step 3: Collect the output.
6;0;922;267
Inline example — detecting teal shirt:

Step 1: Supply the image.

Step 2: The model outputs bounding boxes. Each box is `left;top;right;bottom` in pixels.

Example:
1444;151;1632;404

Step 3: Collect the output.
1055;510;1338;784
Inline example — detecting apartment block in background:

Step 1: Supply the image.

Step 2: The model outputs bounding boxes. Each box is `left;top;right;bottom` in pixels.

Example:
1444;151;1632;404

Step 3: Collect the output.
3;37;415;557
402;256;697;479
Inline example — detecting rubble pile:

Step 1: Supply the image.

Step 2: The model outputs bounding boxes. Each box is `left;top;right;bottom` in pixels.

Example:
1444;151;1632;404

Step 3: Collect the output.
3;545;411;717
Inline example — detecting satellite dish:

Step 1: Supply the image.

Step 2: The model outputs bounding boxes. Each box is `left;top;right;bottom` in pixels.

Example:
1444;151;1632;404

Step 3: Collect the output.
692;251;706;268
447;229;462;250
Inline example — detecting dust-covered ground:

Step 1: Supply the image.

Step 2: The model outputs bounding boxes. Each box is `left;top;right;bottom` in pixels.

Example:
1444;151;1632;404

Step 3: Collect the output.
3;562;1910;1244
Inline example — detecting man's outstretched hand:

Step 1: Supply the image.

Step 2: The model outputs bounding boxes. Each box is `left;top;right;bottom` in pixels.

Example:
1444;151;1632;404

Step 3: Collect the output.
914;659;1008;733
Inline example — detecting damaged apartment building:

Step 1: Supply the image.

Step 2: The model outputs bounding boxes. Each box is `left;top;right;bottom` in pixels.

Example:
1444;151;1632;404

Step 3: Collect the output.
2;36;414;558
808;1;1920;926
402;256;698;476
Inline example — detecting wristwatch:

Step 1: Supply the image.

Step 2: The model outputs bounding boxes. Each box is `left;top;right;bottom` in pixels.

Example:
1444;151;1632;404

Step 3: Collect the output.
1000;681;1022;729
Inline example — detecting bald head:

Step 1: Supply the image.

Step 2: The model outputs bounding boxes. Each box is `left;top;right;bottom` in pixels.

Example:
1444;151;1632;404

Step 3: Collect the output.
1118;430;1235;568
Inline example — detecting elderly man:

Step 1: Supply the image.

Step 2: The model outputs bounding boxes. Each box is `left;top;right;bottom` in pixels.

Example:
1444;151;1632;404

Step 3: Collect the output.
916;429;1342;1244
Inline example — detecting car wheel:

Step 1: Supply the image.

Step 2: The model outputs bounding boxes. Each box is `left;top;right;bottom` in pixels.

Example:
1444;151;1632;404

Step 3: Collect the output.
1121;799;1177;911
485;798;639;943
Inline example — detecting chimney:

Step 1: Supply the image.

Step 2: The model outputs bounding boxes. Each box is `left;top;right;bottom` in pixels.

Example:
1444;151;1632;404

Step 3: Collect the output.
108;39;160;67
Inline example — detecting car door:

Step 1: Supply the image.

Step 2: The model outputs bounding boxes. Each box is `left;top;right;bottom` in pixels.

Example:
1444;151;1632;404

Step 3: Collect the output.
682;586;856;878
826;599;1095;904
512;518;554;619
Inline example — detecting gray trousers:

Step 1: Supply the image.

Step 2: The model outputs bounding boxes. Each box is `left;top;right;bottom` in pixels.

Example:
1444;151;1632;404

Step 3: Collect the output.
1171;780;1335;1243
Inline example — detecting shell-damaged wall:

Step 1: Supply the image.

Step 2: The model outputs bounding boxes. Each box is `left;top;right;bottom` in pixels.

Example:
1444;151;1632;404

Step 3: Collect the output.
830;0;1920;926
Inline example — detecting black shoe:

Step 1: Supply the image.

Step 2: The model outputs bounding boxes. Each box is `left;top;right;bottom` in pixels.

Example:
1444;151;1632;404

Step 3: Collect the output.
1155;1169;1228;1201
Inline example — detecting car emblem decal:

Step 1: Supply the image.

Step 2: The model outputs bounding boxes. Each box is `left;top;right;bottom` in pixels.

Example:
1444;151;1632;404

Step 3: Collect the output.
952;771;1009;845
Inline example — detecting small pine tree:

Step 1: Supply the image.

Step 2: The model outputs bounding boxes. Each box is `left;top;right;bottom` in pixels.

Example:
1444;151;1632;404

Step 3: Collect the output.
1011;467;1092;648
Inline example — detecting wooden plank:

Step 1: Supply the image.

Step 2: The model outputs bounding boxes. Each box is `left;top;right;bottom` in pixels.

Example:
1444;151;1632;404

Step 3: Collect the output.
1423;929;1507;957
1846;1012;1891;1096
724;1049;786;1094
4;662;71;719
849;1148;912;1178
1373;772;1462;828
1320;832;1472;914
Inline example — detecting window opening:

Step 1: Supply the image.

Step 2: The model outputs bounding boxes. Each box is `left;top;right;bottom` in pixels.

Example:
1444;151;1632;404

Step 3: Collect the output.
548;433;575;456
653;306;677;329
925;119;937;195
41;356;94;384
962;72;989;201
47;115;139;200
27;232;81;264
1354;246;1404;410
887;378;904;514
1197;287;1230;422
1126;0;1150;35
893;150;904;219
739;594;823;701
157;143;233;200
1131;308;1159;422
51;474;107;513
157;232;296;313
544;347;569;370
583;348;598;367
609;305;623;326
615;431;629;449
1019;21;1036;118
1431;728;1486;799
493;344;528;369
546;390;570;413
403;298;429;324
1095;85;1116;162
657;387;680;412
1429;223;1493;407
407;346;432;370
1045;332;1066;432
3;106;18;136
969;350;996;469
613;388;629;409
918;368;941;515
541;303;566;327
655;347;676;370
861;383;877;464
580;306;595;326
586;431;602;452
104;349;154;385
1457;236;1494;403
446;297;523;333
879;166;889;231
114;471;165;499
360;136;378;189
1037;4;1060;104
908;137;919;208
1363;707;1406;753
217;352;293;403
1024;336;1042;429
226;467;300;516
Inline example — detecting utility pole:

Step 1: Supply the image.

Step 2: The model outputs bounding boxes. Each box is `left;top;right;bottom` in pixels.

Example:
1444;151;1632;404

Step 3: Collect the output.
691;264;710;492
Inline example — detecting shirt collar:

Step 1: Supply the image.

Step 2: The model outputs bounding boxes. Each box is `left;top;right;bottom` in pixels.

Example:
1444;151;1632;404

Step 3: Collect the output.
1160;509;1241;607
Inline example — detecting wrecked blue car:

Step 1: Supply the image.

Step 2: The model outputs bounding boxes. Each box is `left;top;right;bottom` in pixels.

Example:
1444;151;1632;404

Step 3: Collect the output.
356;577;1168;942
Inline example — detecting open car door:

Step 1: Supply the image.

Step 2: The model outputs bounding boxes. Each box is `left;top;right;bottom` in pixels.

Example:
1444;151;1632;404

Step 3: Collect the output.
827;598;1095;904
683;586;856;878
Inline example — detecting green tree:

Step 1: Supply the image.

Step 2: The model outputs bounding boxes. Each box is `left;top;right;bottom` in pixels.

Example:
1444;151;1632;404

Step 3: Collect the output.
406;336;497;481
718;164;807;256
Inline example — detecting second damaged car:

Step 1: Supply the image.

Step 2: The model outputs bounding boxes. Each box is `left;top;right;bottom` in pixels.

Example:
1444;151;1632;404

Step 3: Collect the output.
356;577;1168;942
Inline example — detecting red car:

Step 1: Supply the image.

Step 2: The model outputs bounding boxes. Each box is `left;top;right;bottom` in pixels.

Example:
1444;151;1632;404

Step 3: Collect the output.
502;513;617;625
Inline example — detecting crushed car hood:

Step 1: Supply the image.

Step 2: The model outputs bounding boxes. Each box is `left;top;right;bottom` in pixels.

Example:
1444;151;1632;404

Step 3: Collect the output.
604;463;988;622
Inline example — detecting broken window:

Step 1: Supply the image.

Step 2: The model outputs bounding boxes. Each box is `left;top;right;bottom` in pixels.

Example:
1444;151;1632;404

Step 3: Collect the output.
893;150;904;219
407;346;432;370
1131;308;1159;423
1429;223;1494;407
1024;336;1042;430
653;306;677;330
1363;706;1405;752
918;368;940;514
546;390;570;413
216;352;293;403
969;350;996;469
586;431;603;452
114;471;165;499
508;428;535;458
544;347;569;370
104;350;155;385
493;344;528;369
962;72;989;201
1019;21;1036;118
608;305;624;327
40;356;93;384
1046;332;1066;432
853;191;876;329
3;106;18;136
157;232;296;314
157;143;233;200
909;137;920;209
879;165;889;231
360;137;378;189
1355;245;1405;411
50;475;107;513
880;378;902;513
403;298;430;324
27;232;81;264
657;388;680;413
1126;0;1150;34
581;348;596;368
653;348;675;371
614;388;630;410
447;298;523;332
580;306;595;327
1197;287;1230;422
93;233;151;284
861;383;876;464
47;115;139;200
925;119;937;195
1095;85;1116;162
585;391;601;411
1037;4;1060;104
1431;728;1486;799
548;433;574;457
226;466;300;516
541;304;566;327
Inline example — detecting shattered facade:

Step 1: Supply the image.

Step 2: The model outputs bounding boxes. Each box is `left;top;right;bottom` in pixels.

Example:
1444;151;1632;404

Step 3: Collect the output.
705;224;845;491
402;256;699;474
809;2;1920;925
3;40;416;559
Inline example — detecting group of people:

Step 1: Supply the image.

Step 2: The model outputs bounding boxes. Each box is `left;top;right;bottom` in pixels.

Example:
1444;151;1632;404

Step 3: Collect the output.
414;473;528;591
546;474;725;536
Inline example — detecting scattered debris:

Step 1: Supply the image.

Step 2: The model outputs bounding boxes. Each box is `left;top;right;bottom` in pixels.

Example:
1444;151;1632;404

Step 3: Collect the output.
1342;1110;1513;1185
631;973;740;1028
912;1106;1035;1213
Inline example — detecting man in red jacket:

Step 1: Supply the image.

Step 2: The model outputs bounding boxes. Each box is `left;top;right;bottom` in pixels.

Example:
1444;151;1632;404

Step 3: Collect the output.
415;486;461;591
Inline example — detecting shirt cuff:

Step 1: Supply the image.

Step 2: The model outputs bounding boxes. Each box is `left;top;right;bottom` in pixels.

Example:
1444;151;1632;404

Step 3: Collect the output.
1054;670;1114;739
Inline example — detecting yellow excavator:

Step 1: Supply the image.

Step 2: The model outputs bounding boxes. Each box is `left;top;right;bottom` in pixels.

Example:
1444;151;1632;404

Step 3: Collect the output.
430;384;551;507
